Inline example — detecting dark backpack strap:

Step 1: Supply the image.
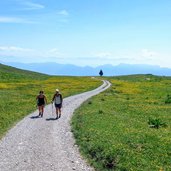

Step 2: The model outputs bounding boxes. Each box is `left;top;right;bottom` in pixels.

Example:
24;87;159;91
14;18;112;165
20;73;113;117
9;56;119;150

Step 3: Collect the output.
59;94;62;102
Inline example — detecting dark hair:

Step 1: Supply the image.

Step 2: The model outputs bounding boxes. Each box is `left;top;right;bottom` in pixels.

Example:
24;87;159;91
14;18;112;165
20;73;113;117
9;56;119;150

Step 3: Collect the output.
39;91;44;94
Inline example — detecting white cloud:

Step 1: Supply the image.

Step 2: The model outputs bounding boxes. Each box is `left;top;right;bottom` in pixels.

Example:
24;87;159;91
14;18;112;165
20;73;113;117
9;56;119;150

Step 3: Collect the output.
141;49;158;59
93;52;112;58
0;16;36;24
0;17;25;23
58;10;69;16
0;46;33;52
46;48;64;57
0;46;65;63
1;46;170;68
20;0;44;10
49;48;59;53
0;46;65;57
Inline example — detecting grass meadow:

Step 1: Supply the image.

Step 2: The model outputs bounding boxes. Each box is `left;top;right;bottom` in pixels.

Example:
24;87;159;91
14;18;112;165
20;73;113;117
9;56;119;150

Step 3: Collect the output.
0;64;101;138
72;74;171;171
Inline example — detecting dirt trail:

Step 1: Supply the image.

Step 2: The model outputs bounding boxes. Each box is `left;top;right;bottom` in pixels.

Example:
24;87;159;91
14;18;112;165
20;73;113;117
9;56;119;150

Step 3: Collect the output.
0;80;111;171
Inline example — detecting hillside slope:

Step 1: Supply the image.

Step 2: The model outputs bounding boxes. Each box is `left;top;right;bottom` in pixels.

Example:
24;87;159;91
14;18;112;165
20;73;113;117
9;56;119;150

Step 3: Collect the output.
0;63;48;82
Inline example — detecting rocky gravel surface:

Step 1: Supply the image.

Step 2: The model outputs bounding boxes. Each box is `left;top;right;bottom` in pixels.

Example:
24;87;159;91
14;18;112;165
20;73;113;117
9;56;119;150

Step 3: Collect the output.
0;80;111;171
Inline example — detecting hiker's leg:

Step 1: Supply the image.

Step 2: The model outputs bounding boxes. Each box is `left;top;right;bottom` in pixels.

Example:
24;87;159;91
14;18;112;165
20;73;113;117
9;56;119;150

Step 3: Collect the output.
42;105;44;114
59;108;61;118
56;107;59;118
38;106;41;116
59;103;62;118
41;106;44;117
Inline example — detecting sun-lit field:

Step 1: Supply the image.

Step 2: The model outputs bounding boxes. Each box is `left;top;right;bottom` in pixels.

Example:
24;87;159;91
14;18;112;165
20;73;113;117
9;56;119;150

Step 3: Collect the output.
72;74;171;171
0;64;101;138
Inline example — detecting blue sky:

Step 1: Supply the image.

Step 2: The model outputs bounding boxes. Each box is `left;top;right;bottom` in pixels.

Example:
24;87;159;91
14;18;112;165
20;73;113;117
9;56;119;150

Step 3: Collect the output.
0;0;171;67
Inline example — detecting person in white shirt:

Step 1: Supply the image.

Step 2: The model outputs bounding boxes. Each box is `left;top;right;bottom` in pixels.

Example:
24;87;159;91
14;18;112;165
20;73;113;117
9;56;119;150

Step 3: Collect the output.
52;89;63;119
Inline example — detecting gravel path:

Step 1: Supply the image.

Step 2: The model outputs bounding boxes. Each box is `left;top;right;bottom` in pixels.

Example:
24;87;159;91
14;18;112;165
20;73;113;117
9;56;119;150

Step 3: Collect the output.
0;80;111;171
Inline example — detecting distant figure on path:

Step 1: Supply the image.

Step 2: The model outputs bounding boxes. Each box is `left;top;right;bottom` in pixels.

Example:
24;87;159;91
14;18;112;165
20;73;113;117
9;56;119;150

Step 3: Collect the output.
36;90;47;117
52;89;63;119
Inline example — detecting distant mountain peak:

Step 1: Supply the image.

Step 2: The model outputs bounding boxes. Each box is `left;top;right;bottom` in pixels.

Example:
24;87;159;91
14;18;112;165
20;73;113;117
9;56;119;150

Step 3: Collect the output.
1;61;171;76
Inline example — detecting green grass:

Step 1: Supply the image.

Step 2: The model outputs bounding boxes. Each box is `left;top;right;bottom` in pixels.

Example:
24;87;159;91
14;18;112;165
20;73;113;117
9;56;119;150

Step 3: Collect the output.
0;63;101;138
72;74;171;171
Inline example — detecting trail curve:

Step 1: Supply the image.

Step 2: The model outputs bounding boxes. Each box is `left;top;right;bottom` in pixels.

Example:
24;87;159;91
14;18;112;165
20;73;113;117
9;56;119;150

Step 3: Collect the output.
0;80;111;171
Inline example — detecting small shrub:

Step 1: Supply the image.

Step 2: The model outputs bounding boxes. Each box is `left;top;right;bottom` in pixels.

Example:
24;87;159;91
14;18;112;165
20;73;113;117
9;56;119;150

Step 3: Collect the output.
148;118;167;129
88;101;92;105
103;155;117;169
99;110;104;114
114;90;122;94
108;89;115;94
165;94;171;104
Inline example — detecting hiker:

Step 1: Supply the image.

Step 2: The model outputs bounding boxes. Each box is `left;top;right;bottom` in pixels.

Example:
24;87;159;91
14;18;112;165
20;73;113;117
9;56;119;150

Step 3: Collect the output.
52;89;63;119
36;90;47;117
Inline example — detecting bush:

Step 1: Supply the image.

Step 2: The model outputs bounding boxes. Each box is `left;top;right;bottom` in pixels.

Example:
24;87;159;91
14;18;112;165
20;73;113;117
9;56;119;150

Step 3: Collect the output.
165;94;171;104
148;118;167;129
99;110;104;114
88;101;92;105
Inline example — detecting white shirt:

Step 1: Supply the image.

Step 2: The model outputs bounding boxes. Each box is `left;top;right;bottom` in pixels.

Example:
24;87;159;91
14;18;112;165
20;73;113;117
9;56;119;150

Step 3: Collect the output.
55;95;62;104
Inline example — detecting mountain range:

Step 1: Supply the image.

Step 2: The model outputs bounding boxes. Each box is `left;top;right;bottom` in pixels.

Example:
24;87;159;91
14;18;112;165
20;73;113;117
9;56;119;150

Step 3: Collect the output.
1;62;171;76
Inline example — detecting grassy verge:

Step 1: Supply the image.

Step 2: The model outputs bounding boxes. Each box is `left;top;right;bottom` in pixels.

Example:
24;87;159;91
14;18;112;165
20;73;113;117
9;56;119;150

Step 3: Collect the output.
72;75;171;171
0;64;101;138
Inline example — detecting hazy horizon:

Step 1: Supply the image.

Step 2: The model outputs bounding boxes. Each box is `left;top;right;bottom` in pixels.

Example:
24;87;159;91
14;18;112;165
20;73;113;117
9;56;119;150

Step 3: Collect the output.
2;61;169;68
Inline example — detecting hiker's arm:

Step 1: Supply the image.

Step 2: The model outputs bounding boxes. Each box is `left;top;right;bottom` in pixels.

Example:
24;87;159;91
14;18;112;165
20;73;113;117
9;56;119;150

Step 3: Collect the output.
45;96;47;104
36;95;39;102
51;94;55;103
61;94;63;104
36;96;38;106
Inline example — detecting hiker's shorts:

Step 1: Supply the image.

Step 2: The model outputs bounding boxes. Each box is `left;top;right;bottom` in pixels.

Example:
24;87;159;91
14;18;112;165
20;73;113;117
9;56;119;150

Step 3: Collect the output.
55;103;62;109
37;103;45;106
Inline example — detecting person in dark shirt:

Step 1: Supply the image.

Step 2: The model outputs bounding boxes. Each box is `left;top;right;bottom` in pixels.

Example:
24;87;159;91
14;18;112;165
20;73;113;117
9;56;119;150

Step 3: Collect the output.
36;90;47;117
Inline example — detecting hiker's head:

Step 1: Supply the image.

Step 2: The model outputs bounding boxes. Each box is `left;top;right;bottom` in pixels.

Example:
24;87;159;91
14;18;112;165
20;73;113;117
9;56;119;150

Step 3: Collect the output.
39;90;44;94
56;89;59;93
